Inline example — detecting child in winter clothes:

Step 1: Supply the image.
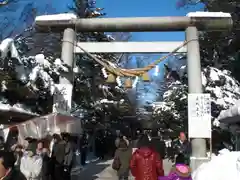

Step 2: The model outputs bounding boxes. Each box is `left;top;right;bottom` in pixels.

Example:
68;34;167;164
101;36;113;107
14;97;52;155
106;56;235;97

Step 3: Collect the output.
160;153;192;180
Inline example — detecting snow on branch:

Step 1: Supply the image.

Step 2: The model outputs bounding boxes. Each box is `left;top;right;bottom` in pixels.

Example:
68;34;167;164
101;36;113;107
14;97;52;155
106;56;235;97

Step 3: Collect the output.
0;102;38;116
0;36;72;94
154;66;240;129
187;12;231;18
35;13;77;22
0;28;124;114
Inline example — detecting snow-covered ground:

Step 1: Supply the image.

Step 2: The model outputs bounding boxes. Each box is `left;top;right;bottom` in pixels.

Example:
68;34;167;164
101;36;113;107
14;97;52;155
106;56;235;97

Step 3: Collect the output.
72;158;173;180
193;150;240;180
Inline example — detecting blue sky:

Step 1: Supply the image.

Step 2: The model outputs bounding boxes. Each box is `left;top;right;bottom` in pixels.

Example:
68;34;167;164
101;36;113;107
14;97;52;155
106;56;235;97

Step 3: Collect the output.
97;0;204;41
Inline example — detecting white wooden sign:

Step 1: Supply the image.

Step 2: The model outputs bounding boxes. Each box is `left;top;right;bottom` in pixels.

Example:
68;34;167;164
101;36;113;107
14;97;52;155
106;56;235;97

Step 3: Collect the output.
188;93;211;138
52;84;73;115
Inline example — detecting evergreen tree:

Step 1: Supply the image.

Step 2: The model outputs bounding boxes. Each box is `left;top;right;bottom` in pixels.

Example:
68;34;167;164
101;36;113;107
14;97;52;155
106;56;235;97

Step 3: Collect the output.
177;0;240;79
0;0;131;121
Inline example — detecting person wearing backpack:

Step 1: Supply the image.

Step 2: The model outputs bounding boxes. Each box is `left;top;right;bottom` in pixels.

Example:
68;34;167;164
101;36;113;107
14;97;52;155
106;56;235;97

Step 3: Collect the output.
112;137;132;180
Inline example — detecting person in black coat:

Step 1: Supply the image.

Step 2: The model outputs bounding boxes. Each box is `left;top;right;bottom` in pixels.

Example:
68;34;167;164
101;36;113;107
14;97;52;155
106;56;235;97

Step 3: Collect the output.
0;151;26;180
172;132;191;164
151;136;166;159
61;133;74;180
51;134;66;180
79;133;88;166
41;148;53;180
95;131;106;159
132;130;142;148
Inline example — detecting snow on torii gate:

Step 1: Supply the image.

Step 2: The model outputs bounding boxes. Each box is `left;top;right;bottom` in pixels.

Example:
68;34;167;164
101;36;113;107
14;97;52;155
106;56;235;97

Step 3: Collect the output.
34;12;232;170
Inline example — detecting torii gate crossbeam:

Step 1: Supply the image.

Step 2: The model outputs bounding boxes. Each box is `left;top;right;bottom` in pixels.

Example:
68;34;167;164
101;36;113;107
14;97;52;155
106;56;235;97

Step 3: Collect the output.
35;15;232;32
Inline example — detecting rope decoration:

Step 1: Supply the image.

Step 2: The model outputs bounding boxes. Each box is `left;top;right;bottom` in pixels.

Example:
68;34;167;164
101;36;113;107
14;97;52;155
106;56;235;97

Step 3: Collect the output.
68;39;196;77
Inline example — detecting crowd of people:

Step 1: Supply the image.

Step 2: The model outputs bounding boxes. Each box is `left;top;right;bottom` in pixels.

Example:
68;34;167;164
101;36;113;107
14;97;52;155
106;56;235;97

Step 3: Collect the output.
0;131;95;180
0;128;192;180
112;131;192;180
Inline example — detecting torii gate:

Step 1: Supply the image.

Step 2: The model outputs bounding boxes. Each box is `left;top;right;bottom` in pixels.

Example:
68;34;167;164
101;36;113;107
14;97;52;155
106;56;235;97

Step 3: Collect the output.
34;12;232;170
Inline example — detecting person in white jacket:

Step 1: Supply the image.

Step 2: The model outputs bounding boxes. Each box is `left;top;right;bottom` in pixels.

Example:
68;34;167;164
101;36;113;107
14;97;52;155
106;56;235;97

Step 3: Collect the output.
20;141;43;180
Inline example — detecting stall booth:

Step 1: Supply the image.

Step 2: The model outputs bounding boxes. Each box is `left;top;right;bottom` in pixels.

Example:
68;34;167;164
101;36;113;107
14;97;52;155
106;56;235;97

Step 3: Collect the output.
0;104;38;144
217;100;240;151
3;112;82;148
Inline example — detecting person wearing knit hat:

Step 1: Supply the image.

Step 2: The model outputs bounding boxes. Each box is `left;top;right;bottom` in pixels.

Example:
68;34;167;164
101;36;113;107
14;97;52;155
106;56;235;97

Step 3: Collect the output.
25;141;37;154
24;137;37;150
20;140;42;180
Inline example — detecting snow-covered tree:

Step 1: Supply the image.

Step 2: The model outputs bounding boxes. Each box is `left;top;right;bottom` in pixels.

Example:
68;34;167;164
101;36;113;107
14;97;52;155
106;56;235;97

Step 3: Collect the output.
152;53;240;148
154;61;240;127
0;0;132;122
176;0;240;79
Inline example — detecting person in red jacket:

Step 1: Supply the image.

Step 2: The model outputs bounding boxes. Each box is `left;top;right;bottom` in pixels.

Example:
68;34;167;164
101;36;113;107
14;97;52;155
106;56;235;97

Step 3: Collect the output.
130;135;164;180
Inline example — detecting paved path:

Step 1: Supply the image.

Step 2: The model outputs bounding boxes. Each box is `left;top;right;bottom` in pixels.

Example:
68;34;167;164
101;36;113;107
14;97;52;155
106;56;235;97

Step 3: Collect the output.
71;159;118;180
72;158;173;180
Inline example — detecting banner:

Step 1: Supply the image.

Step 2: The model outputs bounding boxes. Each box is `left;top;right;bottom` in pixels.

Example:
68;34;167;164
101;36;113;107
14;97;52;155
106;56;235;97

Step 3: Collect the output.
188;93;211;138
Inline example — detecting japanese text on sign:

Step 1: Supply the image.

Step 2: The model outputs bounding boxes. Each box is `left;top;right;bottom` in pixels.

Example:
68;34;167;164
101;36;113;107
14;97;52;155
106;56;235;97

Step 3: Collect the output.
188;93;211;138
